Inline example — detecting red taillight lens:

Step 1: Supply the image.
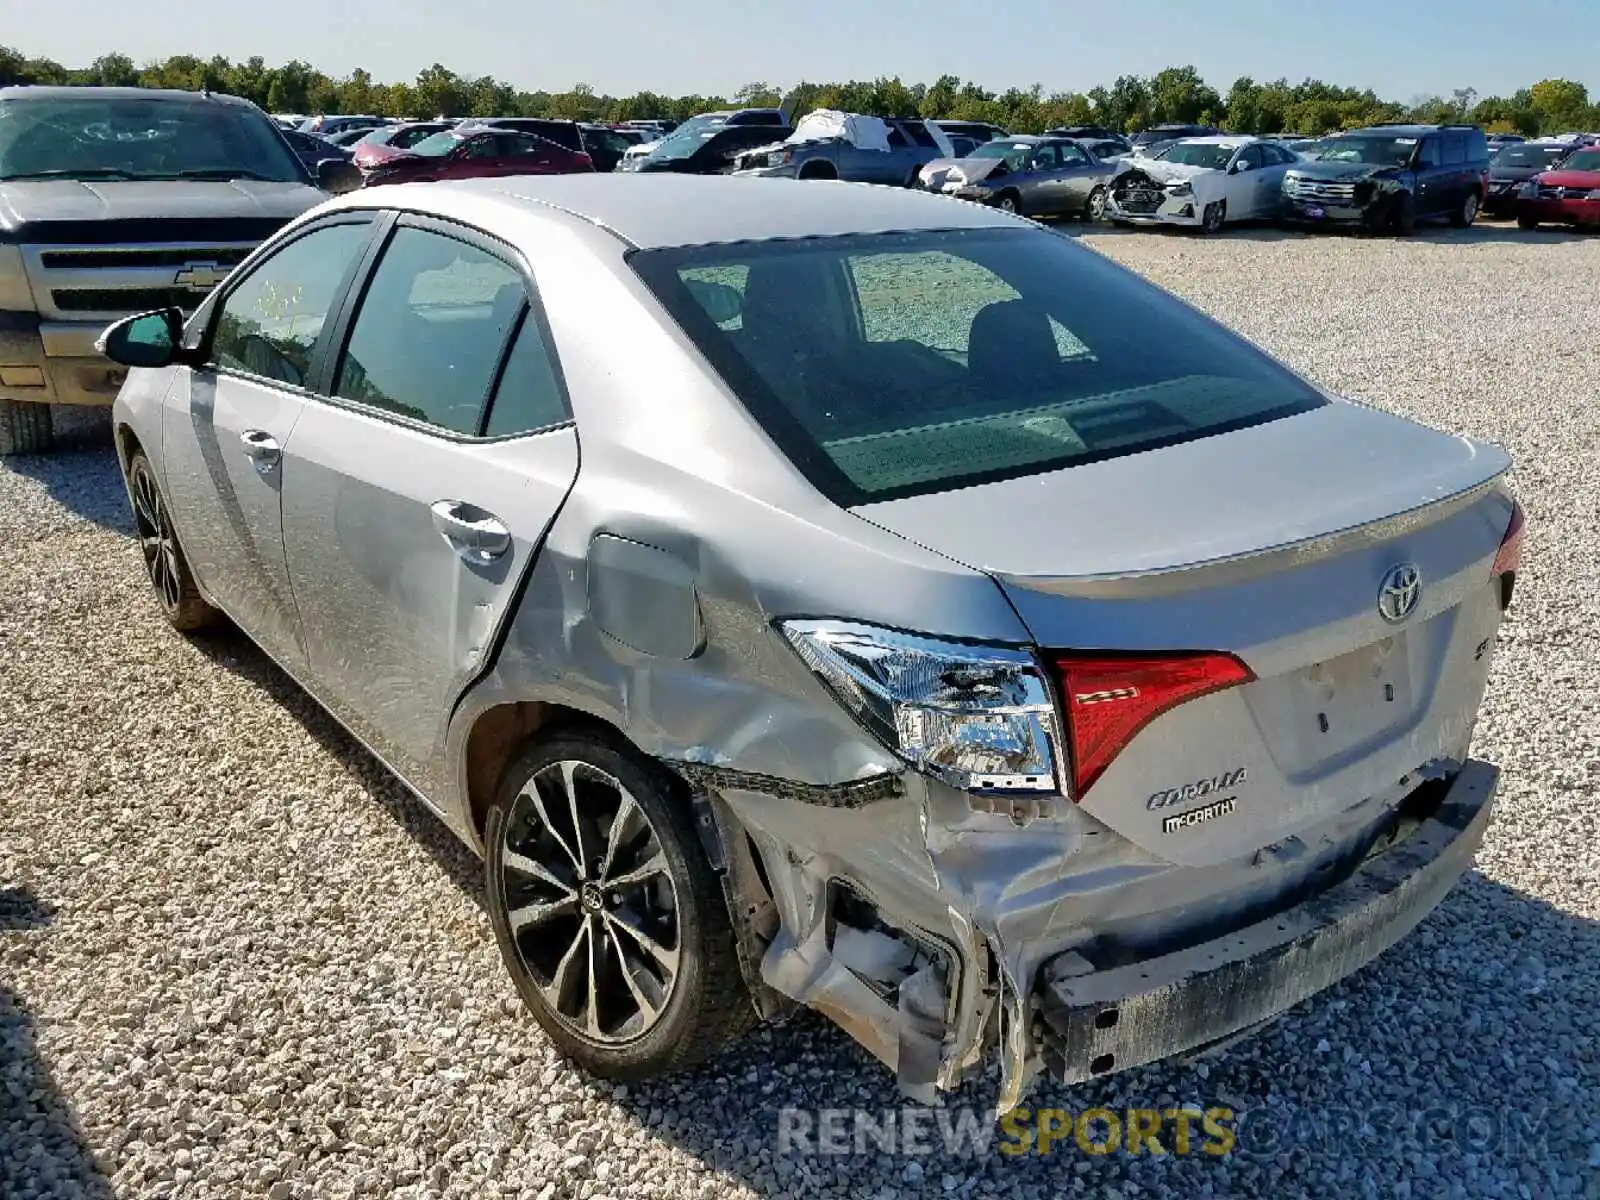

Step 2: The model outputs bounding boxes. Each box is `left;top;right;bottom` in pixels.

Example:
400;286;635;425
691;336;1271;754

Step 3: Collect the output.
1491;499;1525;579
1052;652;1255;799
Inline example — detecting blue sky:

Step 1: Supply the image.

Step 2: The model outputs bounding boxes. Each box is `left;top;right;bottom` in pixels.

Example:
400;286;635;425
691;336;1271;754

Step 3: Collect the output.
16;0;1598;103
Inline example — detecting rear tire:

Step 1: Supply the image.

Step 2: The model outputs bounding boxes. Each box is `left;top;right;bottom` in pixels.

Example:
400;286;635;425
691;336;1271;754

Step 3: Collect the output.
485;727;755;1080
1084;186;1107;221
126;451;220;632
0;399;53;456
1450;192;1480;228
1517;216;1540;230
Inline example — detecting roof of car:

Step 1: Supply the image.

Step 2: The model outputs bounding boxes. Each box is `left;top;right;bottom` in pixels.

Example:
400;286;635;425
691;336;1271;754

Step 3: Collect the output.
372;174;1018;249
0;85;257;108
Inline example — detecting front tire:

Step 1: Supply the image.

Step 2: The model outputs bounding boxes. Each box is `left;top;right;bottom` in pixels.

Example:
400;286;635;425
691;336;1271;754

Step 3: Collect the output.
0;399;53;456
485;727;754;1080
1517;215;1540;230
1200;200;1226;234
126;451;220;632
994;191;1020;214
1392;192;1417;235
1451;192;1480;228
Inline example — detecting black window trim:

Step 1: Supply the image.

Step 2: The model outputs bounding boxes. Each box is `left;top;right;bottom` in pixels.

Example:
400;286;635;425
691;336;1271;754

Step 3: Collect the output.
307;209;575;444
193;209;388;398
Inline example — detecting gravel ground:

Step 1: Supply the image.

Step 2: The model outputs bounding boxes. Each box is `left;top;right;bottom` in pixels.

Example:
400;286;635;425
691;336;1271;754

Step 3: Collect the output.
3;222;1598;1200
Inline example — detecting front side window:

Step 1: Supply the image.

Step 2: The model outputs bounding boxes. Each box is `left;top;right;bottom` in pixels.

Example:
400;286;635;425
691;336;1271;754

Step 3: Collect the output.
333;227;526;435
211;221;372;387
0;96;306;183
633;228;1324;504
1057;143;1090;166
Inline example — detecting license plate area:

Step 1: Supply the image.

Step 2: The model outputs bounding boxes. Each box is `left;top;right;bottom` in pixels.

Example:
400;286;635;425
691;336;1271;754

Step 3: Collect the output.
1304;204;1325;218
1291;635;1413;753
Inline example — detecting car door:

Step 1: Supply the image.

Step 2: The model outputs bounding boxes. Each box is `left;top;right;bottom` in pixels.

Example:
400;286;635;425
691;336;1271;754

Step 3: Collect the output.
1226;144;1265;217
160;215;378;672
278;214;579;799
1439;132;1469;215
485;132;572;177
1049;141;1100;214
437;132;502;179
1255;143;1294;216
1412;135;1442;215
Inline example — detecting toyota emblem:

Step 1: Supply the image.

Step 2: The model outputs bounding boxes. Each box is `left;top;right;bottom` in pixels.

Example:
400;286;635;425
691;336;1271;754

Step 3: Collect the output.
1376;563;1422;623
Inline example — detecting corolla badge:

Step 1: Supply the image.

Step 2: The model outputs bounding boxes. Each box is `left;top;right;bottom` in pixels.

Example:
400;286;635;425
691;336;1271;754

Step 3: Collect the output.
1377;563;1423;623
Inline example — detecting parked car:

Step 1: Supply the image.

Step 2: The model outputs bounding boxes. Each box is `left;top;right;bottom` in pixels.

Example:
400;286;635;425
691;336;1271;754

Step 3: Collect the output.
731;111;954;184
360;125;594;185
1130;123;1217;150
1513;146;1600;229
1484;142;1580;216
618;109;786;172
1045;124;1126;143
1486;133;1526;153
631;122;794;175
1081;137;1134;165
281;128;354;171
577;125;640;172
298;114;387;138
932;120;1009;144
1106;137;1300;232
102;172;1521;1115
0;85;358;455
1280;124;1491;233
918;134;1118;219
349;121;454;173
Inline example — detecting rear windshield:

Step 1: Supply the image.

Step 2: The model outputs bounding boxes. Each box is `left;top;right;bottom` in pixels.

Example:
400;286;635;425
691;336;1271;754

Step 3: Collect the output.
0;95;306;183
631;227;1324;504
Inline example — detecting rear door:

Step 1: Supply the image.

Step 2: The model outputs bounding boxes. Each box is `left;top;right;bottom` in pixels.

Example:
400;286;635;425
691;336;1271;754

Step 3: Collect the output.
277;214;579;798
160;214;378;671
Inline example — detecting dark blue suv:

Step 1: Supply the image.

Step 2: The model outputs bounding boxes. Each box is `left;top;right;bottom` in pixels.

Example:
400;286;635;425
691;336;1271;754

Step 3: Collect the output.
1281;124;1491;234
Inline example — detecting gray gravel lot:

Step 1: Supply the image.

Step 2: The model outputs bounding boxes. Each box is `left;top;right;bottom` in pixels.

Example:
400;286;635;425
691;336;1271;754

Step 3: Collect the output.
2;222;1598;1200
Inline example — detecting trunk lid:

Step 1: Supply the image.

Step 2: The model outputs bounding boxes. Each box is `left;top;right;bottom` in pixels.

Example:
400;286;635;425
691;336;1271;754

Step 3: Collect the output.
852;401;1515;867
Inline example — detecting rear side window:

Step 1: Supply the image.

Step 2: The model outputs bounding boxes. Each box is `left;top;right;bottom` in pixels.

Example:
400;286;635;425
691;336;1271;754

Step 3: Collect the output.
632;228;1324;504
484;310;569;436
333;227;525;435
1443;134;1466;165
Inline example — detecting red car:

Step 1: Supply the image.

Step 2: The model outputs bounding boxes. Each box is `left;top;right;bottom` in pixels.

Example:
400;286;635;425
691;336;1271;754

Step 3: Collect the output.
351;121;454;174
362;124;593;186
1515;147;1600;229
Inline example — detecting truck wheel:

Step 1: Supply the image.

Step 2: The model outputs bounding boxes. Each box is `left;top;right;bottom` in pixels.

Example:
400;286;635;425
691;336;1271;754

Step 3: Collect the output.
485;727;756;1080
127;451;221;632
1450;192;1480;228
1392;193;1417;235
0;399;53;456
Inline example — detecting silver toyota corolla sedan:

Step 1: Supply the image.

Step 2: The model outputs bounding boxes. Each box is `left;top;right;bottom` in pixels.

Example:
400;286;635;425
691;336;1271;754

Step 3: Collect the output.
102;175;1524;1114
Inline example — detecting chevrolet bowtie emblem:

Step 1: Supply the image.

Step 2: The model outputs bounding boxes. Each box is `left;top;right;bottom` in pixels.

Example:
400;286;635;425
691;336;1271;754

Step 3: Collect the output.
173;263;226;292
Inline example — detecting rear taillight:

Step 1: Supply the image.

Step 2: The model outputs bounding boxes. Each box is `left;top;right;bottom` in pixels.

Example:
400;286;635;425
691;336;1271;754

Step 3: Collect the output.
1491;498;1525;609
1052;652;1255;799
1491;499;1525;579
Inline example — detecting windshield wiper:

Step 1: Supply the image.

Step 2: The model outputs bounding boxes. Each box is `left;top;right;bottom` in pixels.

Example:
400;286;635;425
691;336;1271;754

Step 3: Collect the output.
164;168;286;182
0;168;138;181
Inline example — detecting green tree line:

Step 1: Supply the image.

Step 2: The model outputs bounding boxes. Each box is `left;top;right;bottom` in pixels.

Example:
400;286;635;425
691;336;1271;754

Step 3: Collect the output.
1;46;1594;137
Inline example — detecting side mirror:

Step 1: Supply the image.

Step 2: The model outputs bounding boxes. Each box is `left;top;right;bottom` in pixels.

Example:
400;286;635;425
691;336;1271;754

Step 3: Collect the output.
684;279;743;326
96;308;182;369
316;157;363;195
1230;160;1251;173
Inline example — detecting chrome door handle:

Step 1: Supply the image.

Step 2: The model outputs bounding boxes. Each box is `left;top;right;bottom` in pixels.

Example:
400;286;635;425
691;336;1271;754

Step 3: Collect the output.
430;500;511;562
240;429;281;467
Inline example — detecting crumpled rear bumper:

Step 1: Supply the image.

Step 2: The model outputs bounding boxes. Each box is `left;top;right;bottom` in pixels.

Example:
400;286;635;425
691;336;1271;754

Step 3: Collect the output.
1033;759;1498;1083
